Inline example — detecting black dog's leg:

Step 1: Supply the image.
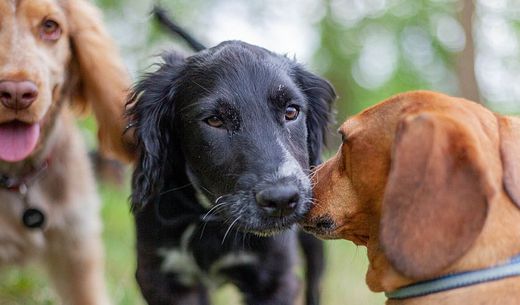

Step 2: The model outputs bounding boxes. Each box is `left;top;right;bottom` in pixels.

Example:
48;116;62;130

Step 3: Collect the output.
134;202;210;305
226;235;300;305
231;267;299;305
135;255;210;305
298;231;324;305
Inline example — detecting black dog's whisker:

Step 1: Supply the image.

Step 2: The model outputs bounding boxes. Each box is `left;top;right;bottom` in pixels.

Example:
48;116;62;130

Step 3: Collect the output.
221;216;241;245
159;183;193;195
199;202;232;239
215;195;225;204
239;221;251;249
233;221;242;244
202;201;229;221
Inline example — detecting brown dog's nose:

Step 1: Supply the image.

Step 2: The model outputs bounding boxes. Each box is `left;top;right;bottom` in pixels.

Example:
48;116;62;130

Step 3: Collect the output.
256;185;300;217
314;217;335;230
0;81;38;110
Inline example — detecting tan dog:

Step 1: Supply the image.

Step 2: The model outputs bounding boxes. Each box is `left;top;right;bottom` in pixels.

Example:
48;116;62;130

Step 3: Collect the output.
0;0;133;304
302;91;520;304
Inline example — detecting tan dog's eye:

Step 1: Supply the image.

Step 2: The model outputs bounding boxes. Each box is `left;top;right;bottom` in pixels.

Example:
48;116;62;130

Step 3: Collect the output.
285;105;300;121
40;19;61;41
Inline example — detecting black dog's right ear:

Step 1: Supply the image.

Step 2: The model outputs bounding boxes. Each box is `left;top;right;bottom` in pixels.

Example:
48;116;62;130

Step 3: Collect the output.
126;52;185;211
293;66;337;167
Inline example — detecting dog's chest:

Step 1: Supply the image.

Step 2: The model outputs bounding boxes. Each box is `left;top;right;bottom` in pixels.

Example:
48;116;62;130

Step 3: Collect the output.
0;189;47;265
0;178;100;266
156;224;259;287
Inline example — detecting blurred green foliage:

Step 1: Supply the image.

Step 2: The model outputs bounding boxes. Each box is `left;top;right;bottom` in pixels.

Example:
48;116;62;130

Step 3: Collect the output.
4;0;520;304
315;0;460;119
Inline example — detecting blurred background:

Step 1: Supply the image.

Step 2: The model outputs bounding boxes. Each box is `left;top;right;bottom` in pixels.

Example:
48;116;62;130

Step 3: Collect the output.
1;0;520;304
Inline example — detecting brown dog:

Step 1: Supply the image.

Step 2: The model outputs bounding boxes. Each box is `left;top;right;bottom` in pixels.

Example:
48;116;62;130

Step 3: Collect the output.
303;90;520;304
0;0;133;304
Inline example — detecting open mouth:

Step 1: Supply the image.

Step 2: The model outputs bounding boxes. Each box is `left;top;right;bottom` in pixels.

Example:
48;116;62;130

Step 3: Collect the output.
0;121;40;162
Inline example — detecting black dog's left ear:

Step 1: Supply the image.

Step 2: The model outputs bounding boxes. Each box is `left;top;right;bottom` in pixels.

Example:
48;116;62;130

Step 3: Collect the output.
294;67;337;166
126;52;186;211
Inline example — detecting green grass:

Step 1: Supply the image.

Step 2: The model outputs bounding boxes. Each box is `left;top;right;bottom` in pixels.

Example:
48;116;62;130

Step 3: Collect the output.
0;182;385;305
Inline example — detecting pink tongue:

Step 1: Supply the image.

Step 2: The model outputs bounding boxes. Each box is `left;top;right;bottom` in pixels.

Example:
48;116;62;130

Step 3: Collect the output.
0;122;40;162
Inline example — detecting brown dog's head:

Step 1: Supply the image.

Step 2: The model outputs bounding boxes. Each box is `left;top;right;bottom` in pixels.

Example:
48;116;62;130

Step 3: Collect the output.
0;0;132;164
303;90;520;288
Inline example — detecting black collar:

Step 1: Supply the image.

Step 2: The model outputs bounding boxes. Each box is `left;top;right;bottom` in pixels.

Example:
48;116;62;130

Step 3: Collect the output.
0;159;50;193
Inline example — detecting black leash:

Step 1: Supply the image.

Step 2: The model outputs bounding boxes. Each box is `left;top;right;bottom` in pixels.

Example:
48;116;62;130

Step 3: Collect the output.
152;4;206;52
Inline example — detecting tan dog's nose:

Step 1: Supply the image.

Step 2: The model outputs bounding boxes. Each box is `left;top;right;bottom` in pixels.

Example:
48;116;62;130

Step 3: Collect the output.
0;80;38;110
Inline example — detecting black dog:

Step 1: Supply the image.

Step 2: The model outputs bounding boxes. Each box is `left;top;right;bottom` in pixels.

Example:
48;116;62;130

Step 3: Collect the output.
128;40;335;305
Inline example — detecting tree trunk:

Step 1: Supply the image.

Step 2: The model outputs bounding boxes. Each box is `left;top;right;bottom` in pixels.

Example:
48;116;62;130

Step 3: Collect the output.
457;0;481;103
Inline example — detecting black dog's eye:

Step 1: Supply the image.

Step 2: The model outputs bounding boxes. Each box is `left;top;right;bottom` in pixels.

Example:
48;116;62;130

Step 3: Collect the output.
205;116;224;128
285;105;300;121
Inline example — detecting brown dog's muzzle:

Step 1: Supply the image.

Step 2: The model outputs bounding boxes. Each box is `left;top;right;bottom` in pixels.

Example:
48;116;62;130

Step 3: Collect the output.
301;154;342;237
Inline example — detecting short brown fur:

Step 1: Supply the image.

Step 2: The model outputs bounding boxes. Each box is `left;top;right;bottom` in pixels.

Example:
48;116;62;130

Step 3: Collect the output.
303;91;520;304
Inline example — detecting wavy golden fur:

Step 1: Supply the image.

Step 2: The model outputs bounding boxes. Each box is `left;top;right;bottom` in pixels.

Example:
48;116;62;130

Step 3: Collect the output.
0;0;133;304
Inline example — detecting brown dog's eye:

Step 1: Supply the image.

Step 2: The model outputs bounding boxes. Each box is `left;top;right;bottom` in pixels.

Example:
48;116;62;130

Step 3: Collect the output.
338;130;349;143
205;116;224;128
285;105;300;121
40;19;61;41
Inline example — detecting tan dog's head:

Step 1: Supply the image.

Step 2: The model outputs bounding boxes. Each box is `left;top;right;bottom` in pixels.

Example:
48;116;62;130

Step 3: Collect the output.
303;91;520;288
0;0;132;164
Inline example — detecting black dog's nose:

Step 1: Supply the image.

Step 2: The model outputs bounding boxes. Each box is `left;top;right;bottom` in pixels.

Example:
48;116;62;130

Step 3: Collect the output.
256;185;300;217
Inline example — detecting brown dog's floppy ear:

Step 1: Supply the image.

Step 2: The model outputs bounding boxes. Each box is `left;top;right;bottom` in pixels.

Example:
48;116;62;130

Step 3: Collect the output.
65;0;134;162
498;116;520;208
380;113;491;280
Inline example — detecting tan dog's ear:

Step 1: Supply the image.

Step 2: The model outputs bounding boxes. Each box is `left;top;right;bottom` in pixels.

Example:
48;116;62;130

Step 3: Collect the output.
498;116;520;208
65;0;134;162
380;113;491;280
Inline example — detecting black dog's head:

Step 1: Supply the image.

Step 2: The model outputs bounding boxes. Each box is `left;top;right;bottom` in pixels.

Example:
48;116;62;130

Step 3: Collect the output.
128;41;335;235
